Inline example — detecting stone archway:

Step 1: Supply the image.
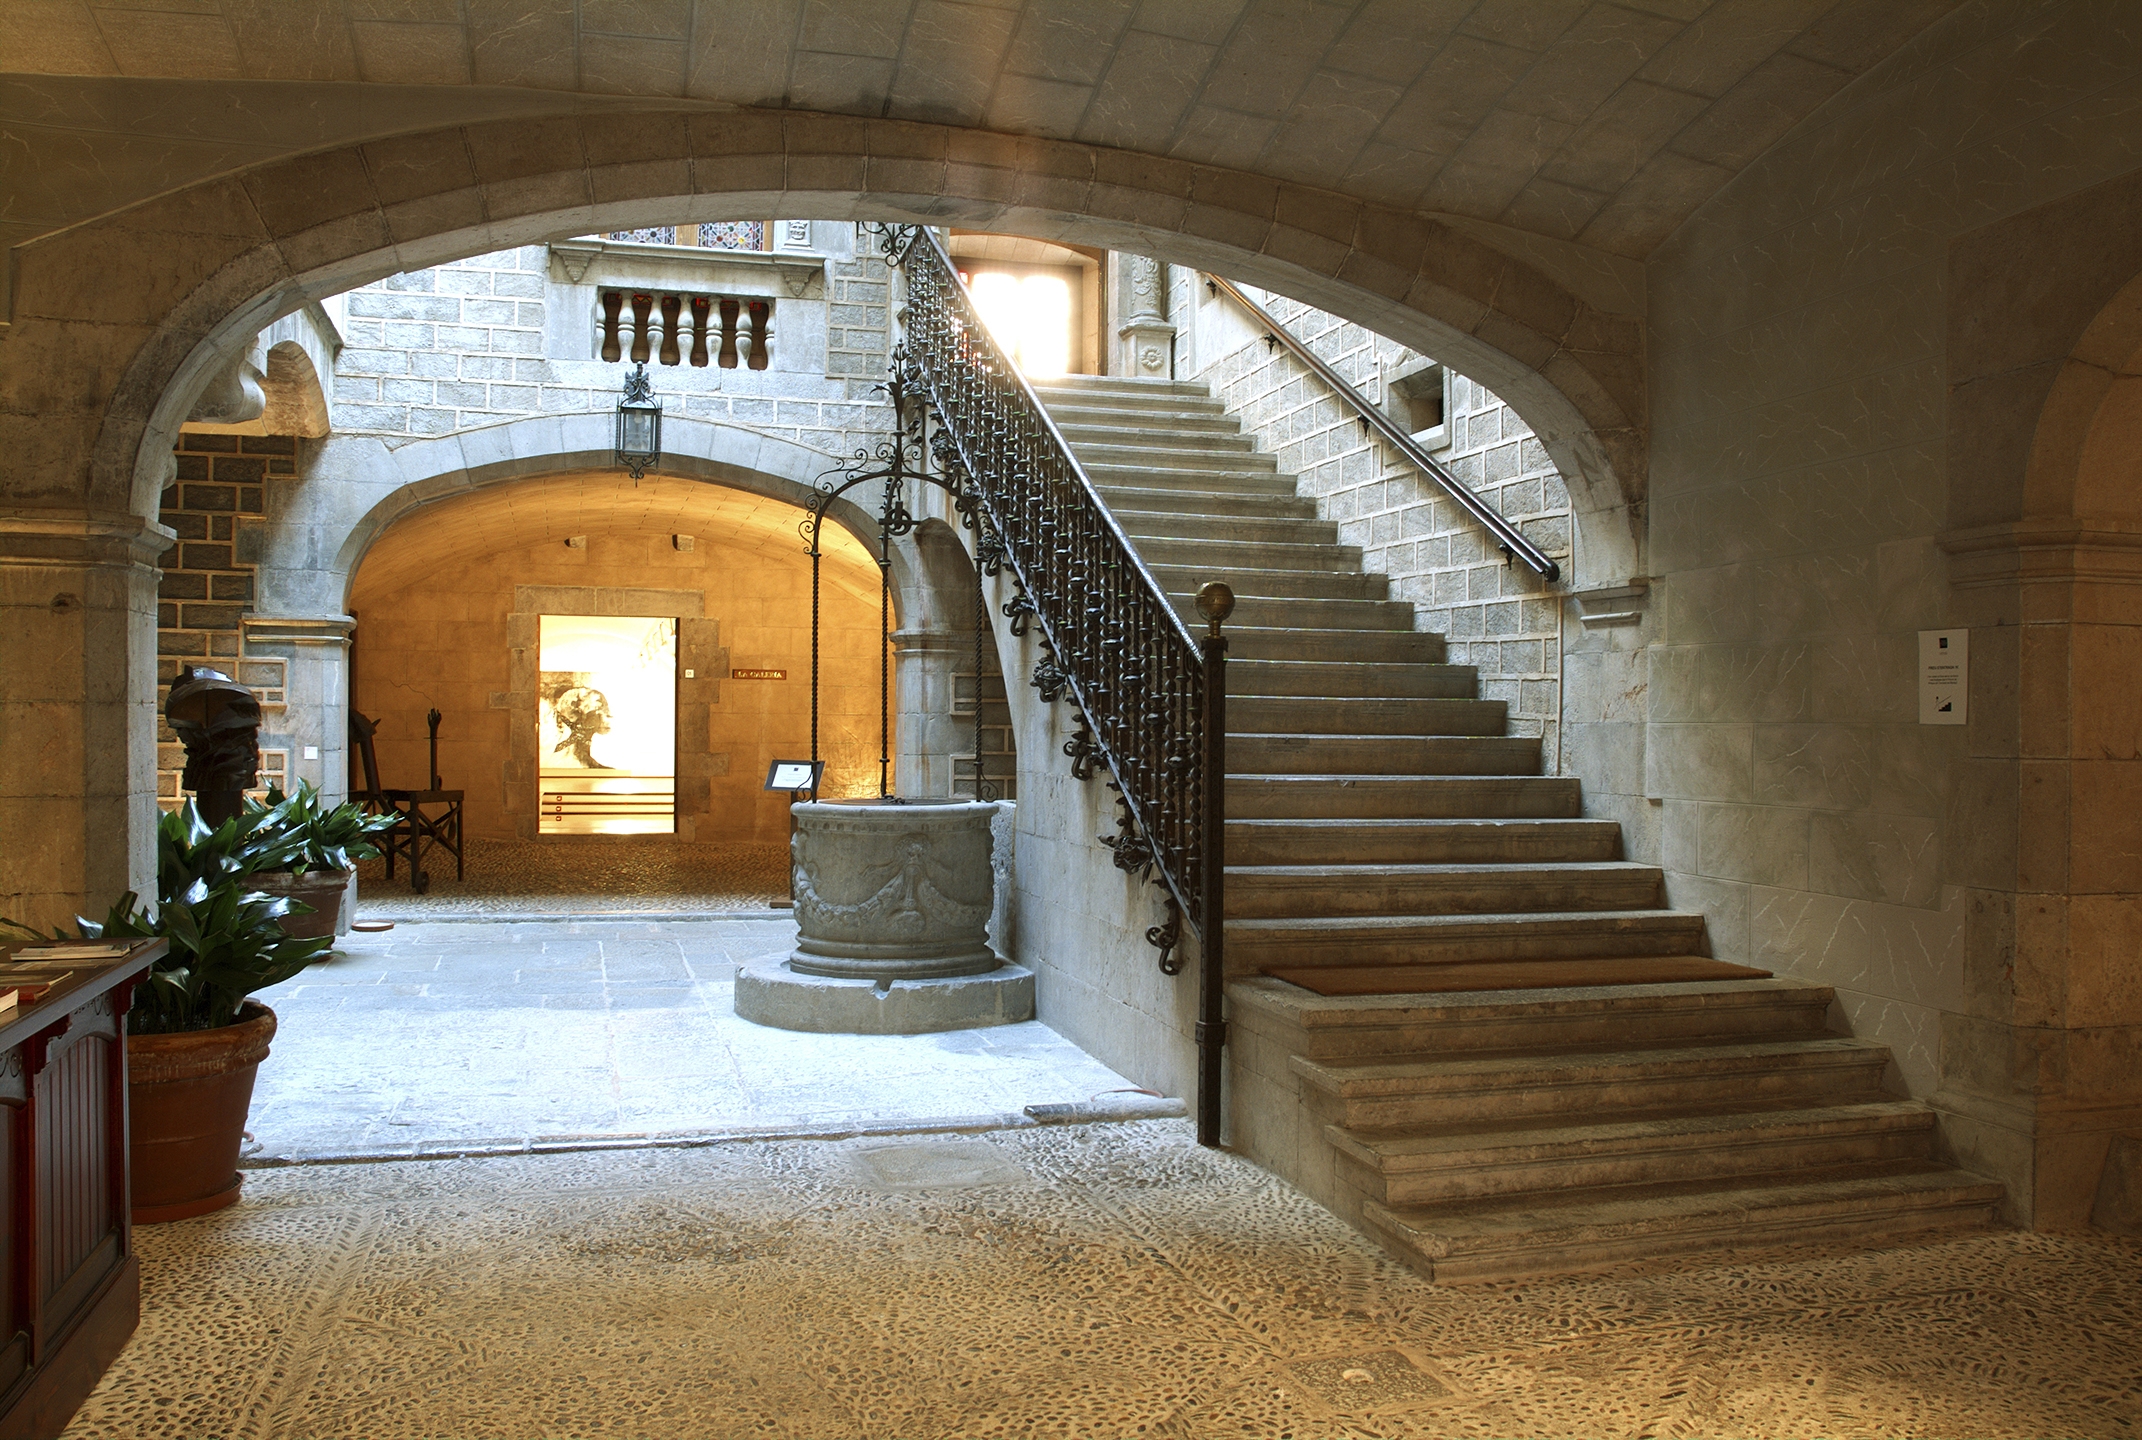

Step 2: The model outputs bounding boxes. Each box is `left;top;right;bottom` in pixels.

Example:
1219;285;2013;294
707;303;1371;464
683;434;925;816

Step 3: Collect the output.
1;107;1647;925
246;413;944;824
1937;174;2142;1228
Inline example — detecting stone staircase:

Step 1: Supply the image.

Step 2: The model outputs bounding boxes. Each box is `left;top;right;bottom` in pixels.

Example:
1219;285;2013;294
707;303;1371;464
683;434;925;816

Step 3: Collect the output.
1031;372;2003;1283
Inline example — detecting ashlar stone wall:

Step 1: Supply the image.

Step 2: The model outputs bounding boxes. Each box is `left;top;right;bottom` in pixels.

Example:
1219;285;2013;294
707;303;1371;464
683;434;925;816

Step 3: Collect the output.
1173;270;1572;760
328;228;893;456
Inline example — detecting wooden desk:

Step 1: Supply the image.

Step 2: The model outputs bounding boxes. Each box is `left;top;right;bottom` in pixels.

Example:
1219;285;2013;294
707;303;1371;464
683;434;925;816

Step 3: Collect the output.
0;941;158;1440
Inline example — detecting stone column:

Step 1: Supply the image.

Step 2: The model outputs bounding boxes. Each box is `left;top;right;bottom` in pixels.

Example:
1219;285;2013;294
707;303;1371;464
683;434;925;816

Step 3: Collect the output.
891;627;966;799
1116;253;1176;381
242;615;354;800
1939;520;2142;1229
0;509;172;930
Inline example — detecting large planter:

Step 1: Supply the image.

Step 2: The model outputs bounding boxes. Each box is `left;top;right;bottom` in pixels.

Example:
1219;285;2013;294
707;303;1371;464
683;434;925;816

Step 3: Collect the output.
127;1002;275;1225
248;869;350;938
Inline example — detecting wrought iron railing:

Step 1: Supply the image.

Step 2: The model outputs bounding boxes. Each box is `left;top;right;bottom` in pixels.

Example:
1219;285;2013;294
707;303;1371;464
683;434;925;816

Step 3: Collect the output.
873;224;1230;1144
1203;272;1561;583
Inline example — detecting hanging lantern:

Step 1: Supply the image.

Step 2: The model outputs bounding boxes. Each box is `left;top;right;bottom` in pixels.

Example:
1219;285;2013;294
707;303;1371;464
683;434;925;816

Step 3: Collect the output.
615;363;662;480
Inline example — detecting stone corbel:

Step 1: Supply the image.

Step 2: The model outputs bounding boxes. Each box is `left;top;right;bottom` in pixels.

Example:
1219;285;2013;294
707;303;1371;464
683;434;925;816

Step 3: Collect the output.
551;241;603;284
187;335;267;426
1569;579;1650;629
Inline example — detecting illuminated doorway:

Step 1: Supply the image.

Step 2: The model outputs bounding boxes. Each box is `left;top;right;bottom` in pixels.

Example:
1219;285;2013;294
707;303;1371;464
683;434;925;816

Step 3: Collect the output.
966;268;1074;378
538;613;676;834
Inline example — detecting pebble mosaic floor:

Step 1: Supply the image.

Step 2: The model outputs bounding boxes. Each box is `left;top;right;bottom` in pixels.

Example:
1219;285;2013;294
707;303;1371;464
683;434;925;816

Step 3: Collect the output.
247;919;1142;1161
355;838;789;918
68;1121;2142;1440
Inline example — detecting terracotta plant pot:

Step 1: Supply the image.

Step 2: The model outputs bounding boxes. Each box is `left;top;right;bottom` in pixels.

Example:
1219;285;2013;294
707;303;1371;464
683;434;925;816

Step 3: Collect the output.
127;1002;275;1225
248;869;350;938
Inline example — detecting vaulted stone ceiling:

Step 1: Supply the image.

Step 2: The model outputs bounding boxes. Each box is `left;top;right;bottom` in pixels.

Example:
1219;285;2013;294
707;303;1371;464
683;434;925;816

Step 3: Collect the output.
2;0;1962;263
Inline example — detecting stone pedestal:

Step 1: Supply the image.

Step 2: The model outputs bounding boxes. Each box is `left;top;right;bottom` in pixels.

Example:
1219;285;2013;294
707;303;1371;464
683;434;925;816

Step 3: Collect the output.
735;798;1034;1033
1115;253;1175;379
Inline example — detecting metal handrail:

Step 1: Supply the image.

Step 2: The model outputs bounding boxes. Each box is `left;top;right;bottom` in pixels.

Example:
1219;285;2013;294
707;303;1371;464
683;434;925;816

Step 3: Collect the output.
1203;273;1561;583
879;225;1231;1146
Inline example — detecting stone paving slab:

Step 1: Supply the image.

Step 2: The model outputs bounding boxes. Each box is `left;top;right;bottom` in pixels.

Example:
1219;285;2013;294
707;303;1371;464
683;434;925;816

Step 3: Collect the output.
68;1122;2142;1440
247;918;1149;1163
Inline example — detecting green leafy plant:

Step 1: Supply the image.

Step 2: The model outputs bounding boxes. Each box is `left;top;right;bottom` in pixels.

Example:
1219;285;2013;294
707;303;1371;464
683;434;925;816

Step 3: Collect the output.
245;781;400;875
2;803;333;1034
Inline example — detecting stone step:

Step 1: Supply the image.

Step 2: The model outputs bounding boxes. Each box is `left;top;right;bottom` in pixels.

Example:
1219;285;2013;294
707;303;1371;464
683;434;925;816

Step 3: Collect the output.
1033;378;1214;404
1086;462;1303;496
1226;775;1579;819
1291;1037;1893;1130
1227;861;1663;919
1225;909;1709;970
1095;485;1318;519
1154;564;1388;603
1224;628;1448;664
1229;733;1541;776
1071;440;1278;471
1359;1164;2005;1285
1228;818;1622;866
1226;978;1837;1063
1229;695;1504;736
1132;536;1359;572
1045;403;1236;431
1328;1101;1940;1208
1228;659;1479;699
1170;594;1417;632
1115;509;1339;545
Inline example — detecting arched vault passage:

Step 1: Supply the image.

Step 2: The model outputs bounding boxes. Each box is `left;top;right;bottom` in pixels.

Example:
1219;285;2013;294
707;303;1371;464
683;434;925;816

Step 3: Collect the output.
256;413;914;627
48;110;1645;575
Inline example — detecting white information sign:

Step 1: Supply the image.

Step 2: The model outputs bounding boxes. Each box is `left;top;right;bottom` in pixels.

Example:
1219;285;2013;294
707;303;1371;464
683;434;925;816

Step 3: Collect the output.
1918;629;1968;725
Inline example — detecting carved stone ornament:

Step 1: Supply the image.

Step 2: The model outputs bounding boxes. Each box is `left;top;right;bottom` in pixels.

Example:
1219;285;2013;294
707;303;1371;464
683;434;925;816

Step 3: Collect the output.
787;800;999;980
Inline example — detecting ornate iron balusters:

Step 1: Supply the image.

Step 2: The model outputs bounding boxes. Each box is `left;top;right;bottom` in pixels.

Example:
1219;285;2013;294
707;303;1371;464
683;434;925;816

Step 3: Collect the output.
869;223;1231;1147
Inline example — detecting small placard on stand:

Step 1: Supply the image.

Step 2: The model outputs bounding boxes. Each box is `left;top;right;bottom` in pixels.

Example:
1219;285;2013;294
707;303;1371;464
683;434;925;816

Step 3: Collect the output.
764;759;823;792
764;760;822;910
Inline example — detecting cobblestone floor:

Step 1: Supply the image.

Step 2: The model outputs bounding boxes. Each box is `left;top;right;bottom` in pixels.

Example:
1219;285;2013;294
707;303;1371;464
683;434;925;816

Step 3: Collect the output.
71;1122;2142;1440
354;837;789;918
247;918;1148;1162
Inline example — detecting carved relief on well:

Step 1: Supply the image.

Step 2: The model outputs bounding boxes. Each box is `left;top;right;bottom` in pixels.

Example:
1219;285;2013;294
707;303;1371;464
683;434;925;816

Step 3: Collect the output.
788;800;1000;980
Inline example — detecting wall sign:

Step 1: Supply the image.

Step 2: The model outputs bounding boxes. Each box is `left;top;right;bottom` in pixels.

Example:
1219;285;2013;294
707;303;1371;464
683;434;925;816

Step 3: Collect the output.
1918;629;1968;725
732;668;787;680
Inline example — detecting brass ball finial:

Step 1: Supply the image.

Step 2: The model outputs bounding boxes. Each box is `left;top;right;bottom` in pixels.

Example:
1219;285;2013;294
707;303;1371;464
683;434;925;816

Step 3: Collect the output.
1195;581;1235;637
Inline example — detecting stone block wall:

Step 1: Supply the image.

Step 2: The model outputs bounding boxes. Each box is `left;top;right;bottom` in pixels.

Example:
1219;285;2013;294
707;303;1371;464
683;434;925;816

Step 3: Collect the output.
952;657;1016;803
1176;274;1571;758
330;239;895;458
156;431;297;805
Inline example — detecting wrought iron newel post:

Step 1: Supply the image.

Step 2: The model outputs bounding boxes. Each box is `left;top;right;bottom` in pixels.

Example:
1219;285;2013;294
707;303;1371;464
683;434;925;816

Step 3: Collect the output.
1196;581;1233;1149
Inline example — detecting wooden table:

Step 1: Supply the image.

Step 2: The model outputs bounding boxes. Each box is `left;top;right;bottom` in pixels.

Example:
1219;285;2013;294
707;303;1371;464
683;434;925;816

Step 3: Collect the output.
0;941;158;1440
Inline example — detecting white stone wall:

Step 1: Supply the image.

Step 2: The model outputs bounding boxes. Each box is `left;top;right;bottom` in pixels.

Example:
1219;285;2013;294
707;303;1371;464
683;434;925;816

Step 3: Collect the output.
1175;270;1572;760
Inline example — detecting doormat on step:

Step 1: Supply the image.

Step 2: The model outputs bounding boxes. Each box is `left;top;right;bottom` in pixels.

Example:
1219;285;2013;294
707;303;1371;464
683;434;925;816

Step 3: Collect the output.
1266;955;1772;997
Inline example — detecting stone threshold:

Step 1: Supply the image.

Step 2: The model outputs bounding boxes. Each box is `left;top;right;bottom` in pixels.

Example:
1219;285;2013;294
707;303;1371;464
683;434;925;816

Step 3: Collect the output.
242;1093;1187;1171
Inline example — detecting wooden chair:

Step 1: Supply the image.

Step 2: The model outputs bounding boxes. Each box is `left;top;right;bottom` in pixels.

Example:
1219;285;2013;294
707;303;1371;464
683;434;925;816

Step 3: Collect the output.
348;710;465;893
